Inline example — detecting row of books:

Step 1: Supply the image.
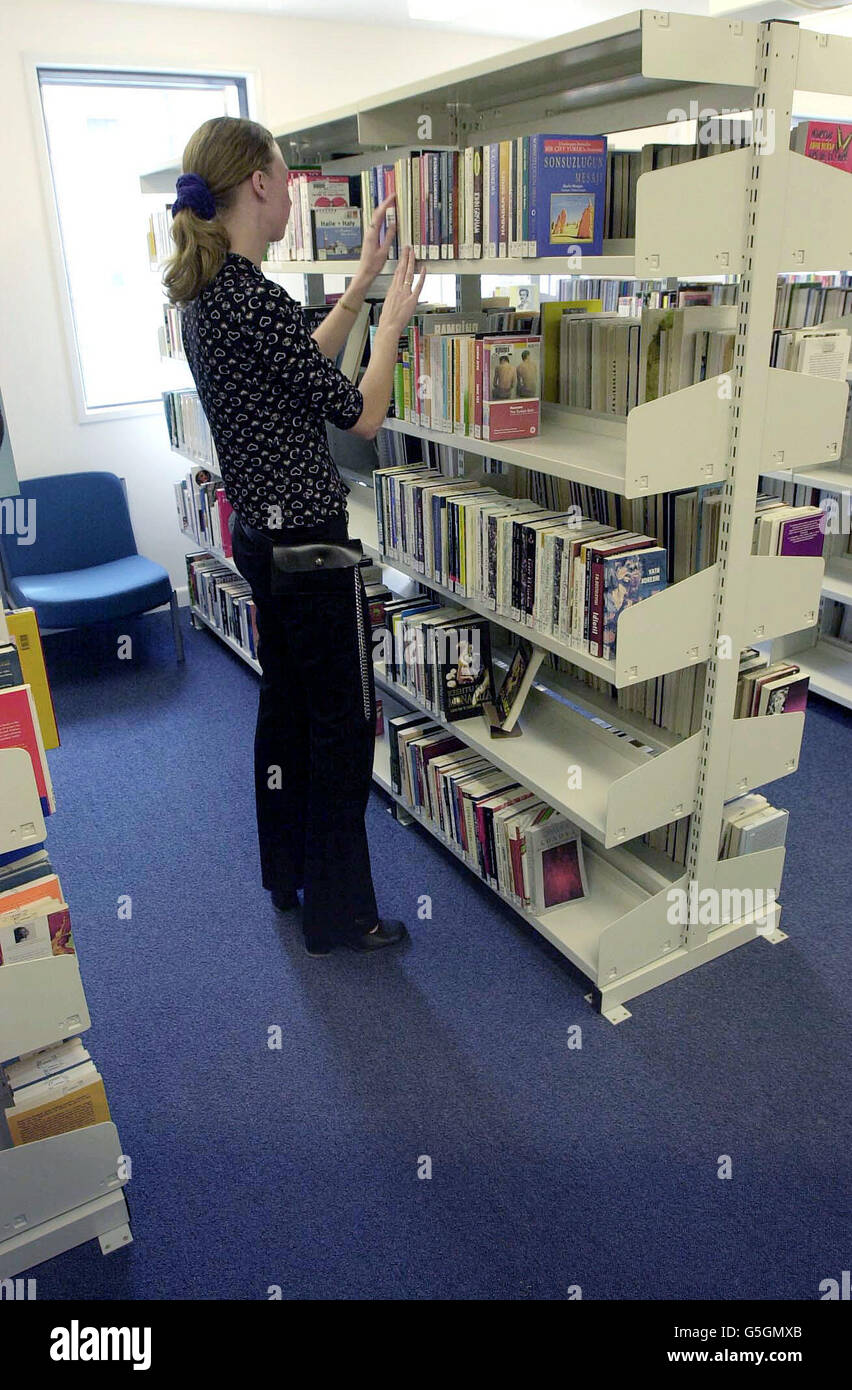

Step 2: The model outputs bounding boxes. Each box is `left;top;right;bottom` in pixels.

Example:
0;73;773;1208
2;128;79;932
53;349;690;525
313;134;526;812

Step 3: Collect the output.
185;553;258;660
556;305;736;414
774;275;852;329
392;318;542;441
555;312;849;420
335;137;609;261
379;600;493;722
821;597;852;648
719;794;789;859
0;608;114;1151
2;1038;111;1149
373;467;667;659
760;477;852;567
645;789;789;870
268;171;362;262
736;652;809;718
549;278;737;315
387;712;588;913
163;389;217;466
175;467;234;556
329;131;756;266
159;302;184;360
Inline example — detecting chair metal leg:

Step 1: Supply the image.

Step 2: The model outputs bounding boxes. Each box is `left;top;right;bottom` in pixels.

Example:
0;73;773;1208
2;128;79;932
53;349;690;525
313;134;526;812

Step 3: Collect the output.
169;590;185;663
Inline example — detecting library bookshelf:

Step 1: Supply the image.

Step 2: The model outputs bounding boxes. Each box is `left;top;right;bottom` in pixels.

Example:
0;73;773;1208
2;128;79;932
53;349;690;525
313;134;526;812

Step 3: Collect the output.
0;612;132;1277
149;9;852;1019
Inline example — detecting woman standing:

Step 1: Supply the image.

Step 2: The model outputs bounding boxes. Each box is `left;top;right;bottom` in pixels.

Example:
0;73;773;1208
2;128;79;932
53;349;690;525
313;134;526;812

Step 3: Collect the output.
165;116;425;957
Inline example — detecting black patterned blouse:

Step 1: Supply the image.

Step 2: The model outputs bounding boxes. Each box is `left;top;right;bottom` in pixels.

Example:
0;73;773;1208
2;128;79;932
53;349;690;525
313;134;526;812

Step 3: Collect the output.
180;252;364;532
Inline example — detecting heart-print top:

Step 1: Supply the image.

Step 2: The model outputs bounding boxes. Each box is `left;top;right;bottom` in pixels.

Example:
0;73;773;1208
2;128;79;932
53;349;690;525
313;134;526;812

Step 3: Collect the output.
181;252;365;533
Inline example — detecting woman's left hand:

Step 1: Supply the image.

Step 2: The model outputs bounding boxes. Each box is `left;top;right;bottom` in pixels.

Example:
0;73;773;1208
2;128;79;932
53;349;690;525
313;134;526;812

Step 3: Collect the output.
355;193;397;288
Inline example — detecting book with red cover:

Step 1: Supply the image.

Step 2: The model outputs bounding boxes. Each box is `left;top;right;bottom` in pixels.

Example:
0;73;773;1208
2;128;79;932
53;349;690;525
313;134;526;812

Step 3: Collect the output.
0;685;55;814
792;121;852;175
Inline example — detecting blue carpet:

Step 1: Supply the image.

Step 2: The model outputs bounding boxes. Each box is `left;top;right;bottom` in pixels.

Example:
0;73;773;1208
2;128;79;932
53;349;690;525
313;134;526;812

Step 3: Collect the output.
15;608;851;1300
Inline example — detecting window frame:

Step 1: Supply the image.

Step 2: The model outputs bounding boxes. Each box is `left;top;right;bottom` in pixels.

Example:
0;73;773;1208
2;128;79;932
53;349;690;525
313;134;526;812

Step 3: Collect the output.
25;57;257;424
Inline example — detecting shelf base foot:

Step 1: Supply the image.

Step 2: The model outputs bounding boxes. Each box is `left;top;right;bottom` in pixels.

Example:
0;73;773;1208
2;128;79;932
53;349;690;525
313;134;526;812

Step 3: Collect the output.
758;925;788;946
99;1222;133;1257
585;991;631;1025
389;802;414;826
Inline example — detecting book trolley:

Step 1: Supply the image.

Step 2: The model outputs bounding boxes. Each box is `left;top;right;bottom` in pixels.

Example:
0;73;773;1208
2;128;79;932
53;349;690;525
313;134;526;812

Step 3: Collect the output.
0;605;132;1278
149;10;852;1020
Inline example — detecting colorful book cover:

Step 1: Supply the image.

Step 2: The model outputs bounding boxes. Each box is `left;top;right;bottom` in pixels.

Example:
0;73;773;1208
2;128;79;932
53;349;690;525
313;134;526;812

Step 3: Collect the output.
602;546;667;660
483;336;541;441
438;620;493;721
792;121;852;174
529;135;607;257
312;207;363;259
537;836;587;911
0;905;75;966
776;512;826;558
758;674;810;716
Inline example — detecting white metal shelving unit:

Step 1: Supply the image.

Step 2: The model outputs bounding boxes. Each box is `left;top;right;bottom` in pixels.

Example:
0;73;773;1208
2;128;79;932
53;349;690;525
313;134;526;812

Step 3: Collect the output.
0;733;132;1276
148;9;852;1018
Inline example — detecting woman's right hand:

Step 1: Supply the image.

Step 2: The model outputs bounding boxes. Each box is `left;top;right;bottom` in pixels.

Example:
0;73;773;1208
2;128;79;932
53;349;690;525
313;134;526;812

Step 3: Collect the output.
378;246;427;337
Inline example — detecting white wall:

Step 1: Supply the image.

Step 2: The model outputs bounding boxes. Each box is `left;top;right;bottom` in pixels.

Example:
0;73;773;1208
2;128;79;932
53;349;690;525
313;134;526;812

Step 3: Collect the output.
0;0;517;599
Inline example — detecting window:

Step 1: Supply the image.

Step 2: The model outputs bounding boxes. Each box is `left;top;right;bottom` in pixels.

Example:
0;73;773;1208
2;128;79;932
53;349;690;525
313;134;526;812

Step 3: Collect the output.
37;69;249;415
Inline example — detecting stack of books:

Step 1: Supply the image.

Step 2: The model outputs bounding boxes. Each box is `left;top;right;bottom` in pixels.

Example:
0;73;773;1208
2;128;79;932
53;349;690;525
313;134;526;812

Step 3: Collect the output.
1;605;115;1149
268;170;361;262
3;1039;111;1148
373;467;667;661
387;713;588;913
163;390;217;466
185;554;258;661
175;467;234;556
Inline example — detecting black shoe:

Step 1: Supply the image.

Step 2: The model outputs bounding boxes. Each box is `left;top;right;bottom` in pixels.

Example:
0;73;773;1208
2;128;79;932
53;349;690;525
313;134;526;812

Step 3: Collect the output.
344;919;408;952
271;888;300;913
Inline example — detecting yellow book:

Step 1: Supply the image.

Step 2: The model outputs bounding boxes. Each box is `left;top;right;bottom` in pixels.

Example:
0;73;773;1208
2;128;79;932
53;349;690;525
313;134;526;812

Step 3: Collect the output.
540;299;602;403
6;1077;110;1146
4;608;59;750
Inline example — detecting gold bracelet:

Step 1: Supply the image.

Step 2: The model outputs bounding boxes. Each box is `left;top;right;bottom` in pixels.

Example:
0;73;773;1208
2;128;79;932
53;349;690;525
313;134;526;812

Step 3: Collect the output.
338;297;359;314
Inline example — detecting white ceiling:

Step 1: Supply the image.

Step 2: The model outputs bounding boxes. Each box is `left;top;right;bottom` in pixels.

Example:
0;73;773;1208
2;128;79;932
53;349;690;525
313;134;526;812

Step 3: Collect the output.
88;0;852;41
89;0;713;41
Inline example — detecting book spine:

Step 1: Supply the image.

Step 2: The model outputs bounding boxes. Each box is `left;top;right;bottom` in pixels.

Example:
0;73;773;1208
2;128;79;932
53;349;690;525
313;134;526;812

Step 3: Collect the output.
488;144;499;259
473;146;482;258
474;338;483;439
427;153;437;260
522;135;530;257
453;151;460;258
510;137;522;258
529;135;538;257
588;553;605;658
440;151;448;260
498;140;509;257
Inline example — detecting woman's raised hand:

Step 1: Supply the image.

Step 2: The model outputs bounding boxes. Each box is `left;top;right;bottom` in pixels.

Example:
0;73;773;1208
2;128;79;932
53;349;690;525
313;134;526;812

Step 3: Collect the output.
356;193;398;285
379;246;427;335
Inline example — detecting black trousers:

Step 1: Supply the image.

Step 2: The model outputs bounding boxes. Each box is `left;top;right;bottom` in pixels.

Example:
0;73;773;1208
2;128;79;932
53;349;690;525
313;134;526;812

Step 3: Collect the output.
230;510;378;946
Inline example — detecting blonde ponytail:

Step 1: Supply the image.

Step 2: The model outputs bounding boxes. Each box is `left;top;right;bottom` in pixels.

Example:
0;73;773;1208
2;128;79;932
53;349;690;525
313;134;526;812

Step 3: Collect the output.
163;116;276;307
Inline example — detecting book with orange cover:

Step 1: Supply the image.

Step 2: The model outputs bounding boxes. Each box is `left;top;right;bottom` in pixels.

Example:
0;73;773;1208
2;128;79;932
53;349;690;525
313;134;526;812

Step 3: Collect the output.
5;1076;110;1146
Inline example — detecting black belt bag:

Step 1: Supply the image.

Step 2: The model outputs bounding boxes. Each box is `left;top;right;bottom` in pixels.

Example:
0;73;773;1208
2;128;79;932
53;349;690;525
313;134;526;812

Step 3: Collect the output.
270;537;364;595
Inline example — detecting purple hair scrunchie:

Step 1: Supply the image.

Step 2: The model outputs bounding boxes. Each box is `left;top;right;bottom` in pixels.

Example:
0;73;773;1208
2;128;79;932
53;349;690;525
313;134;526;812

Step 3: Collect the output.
172;172;216;221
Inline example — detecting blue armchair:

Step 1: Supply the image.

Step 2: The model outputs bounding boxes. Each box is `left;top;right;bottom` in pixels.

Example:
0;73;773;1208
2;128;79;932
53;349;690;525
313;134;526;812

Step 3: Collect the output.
0;471;184;662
